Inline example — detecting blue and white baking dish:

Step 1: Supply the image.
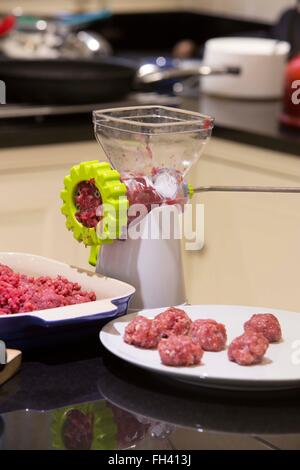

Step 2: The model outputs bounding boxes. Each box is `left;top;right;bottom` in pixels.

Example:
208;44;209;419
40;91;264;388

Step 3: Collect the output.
0;252;135;350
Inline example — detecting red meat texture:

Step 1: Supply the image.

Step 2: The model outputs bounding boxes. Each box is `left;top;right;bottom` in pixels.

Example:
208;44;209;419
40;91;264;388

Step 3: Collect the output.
0;263;96;315
244;313;282;342
190;319;227;352
124;316;160;349
75;179;102;228
123;309;281;368
158;335;203;367
153;307;192;339
228;331;269;366
122;174;186;225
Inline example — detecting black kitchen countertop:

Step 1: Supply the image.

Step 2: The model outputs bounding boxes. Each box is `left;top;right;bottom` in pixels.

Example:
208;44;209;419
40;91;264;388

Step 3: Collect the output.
1;342;300;450
194;95;300;156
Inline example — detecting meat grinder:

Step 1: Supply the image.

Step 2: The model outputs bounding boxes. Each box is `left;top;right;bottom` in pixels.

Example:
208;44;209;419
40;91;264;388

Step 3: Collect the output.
61;106;214;310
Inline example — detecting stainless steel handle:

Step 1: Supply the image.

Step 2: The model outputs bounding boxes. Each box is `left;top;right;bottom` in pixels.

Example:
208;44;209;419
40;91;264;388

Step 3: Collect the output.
137;65;240;85
194;186;300;194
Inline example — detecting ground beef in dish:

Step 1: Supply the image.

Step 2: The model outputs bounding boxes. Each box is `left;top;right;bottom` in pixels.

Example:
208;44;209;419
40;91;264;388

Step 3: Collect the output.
124;316;160;349
158;335;203;367
244;313;282;342
190;319;227;352
0;263;96;314
75;179;102;228
153;307;192;339
228;331;269;366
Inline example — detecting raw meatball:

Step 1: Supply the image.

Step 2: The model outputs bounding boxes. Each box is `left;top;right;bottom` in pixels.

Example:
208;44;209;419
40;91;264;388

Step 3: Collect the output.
190;319;227;351
153;307;192;339
158;335;203;367
228;331;269;366
124;316;159;349
244;313;282;342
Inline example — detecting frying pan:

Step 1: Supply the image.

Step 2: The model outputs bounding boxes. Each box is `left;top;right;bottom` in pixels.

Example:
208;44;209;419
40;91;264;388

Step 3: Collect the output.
0;57;136;104
0;56;241;104
139;38;291;100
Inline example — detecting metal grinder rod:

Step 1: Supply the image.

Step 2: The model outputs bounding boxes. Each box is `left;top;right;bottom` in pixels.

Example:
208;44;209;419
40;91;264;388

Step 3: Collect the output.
193;186;300;194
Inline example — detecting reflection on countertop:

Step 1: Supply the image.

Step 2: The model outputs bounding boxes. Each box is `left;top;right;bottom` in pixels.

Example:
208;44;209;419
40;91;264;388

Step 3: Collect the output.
188;94;300;156
0;345;300;450
200;95;282;137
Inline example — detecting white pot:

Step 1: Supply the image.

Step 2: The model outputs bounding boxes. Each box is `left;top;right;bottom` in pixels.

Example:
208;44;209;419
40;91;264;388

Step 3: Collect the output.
201;37;290;100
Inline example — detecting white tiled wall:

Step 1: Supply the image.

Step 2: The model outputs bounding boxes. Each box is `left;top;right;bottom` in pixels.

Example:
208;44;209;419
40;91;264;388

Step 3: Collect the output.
182;0;296;23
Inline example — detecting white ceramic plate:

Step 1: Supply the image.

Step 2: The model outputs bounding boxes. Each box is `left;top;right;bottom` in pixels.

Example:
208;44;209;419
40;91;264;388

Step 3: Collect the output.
100;305;300;391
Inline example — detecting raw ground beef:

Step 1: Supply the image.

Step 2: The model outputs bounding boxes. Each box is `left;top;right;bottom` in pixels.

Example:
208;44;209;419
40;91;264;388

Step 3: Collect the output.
121;172;187;225
190;319;227;352
158;335;203;367
0;263;96;315
124;177;163;214
75;179;102;228
153;307;192;339
228;331;269;366
124;315;160;349
244;313;282;343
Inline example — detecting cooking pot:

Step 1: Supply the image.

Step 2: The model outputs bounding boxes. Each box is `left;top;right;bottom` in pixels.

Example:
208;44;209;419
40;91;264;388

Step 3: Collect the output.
201;37;291;100
137;38;290;100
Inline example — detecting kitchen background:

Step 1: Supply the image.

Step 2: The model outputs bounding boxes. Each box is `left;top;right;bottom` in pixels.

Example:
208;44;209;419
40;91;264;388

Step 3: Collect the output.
0;0;296;22
0;0;299;311
0;0;300;452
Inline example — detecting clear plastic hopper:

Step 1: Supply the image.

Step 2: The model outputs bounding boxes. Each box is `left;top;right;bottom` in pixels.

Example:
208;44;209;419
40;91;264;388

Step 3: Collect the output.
93;106;214;210
94;106;300;197
93;106;214;177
